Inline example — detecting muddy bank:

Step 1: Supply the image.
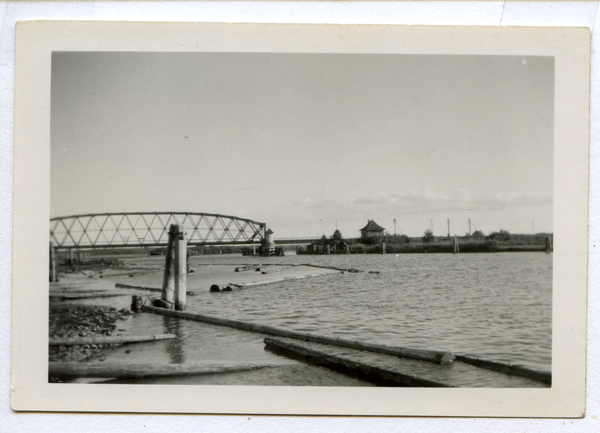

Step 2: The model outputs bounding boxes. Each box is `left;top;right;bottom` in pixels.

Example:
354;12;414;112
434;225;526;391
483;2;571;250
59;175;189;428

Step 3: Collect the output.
49;303;133;381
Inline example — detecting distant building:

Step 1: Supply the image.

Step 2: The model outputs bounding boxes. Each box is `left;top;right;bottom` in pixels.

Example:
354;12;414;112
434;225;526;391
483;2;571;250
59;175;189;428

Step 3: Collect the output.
360;220;386;239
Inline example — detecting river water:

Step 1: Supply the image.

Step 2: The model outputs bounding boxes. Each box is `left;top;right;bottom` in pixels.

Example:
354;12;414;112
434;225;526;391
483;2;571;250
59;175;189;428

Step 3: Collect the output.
119;251;552;372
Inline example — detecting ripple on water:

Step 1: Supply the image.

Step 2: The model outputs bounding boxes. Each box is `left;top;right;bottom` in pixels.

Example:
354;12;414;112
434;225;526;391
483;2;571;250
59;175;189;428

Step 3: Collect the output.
123;252;552;371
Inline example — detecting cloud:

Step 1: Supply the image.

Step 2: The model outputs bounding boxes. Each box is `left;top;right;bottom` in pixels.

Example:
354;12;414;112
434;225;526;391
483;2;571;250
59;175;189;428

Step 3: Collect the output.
283;188;551;217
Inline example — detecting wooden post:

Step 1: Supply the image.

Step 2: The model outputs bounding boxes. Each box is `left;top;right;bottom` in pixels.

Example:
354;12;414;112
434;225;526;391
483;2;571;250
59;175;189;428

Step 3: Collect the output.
382;242;386;254
131;295;142;313
545;236;552;253
160;224;176;309
174;224;187;311
70;249;74;263
49;242;58;282
453;237;460;254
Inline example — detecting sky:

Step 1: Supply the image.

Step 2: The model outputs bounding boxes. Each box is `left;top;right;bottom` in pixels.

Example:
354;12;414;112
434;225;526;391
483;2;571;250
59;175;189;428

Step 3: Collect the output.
51;52;554;238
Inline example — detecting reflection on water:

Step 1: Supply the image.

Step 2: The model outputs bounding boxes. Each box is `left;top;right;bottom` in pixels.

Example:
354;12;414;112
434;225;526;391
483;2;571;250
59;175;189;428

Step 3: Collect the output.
162;316;185;364
123;252;552;371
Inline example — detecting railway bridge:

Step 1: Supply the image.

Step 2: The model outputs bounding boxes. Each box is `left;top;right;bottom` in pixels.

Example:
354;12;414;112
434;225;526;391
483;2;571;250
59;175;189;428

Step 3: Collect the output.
49;212;268;250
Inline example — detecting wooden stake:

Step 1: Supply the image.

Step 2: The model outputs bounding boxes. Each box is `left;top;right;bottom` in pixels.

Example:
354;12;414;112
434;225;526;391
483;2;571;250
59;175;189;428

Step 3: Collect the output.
49;242;58;282
453;237;460;254
160;224;176;308
174;224;187;311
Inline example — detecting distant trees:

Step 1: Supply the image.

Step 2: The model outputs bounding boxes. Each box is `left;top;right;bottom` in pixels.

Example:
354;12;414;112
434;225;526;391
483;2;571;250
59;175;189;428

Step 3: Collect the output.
422;229;435;243
488;229;511;241
332;229;343;241
472;230;485;240
383;233;410;245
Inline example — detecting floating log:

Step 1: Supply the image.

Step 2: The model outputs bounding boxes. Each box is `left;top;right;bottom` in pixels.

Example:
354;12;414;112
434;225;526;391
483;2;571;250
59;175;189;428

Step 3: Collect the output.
49;362;274;379
115;283;195;295
49;293;126;300
455;355;551;385
142;306;454;364
264;337;450;387
49;333;177;346
235;266;256;272
302;264;361;273
260;267;289;275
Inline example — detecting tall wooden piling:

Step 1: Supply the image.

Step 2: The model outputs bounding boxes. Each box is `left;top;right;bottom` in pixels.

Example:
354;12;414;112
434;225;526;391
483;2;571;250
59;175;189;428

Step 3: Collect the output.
160;224;176;308
173;224;187;311
382;242;386;254
49;242;58;282
545;236;552;253
453;237;460;254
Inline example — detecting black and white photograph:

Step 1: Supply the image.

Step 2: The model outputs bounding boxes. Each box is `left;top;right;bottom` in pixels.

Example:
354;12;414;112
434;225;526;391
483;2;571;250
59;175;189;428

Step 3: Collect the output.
10;22;589;416
48;50;554;388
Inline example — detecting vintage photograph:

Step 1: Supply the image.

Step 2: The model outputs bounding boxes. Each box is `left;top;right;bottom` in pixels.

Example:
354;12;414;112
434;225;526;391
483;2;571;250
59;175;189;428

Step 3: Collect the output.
48;51;554;389
11;22;588;416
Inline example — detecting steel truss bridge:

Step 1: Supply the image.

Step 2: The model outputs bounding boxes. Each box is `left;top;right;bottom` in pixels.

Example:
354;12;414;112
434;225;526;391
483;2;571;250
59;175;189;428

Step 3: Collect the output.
50;212;267;250
273;237;323;245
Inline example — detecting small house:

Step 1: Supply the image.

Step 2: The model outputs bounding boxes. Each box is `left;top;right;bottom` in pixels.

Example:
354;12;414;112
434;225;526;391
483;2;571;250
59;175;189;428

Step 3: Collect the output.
360;220;386;239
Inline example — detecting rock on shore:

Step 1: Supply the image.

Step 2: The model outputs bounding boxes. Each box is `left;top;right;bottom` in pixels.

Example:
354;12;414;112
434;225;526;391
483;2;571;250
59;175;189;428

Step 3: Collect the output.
49;303;132;381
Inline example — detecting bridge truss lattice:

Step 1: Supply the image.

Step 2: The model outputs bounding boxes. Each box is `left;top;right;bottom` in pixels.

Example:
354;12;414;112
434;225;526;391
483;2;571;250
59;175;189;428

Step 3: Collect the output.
50;212;266;249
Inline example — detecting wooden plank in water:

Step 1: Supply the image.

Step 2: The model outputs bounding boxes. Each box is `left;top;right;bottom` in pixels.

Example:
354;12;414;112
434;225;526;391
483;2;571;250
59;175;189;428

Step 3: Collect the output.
49;362;274;379
115;283;195;295
455;355;551;385
49;292;126;300
264;337;451;387
49;333;177;346
263;337;550;388
142;305;454;364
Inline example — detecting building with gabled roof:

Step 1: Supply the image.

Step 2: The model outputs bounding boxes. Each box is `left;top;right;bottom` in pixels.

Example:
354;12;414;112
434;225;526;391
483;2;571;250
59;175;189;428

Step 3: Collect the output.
359;220;386;239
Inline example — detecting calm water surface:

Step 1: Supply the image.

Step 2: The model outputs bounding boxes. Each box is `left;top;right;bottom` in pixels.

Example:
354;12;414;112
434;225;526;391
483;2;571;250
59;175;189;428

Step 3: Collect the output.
124;252;552;371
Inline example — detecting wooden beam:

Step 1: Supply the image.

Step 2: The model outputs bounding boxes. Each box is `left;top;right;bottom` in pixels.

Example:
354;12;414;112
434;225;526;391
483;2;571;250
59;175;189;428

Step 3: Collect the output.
264;337;451;387
49;293;126;300
49;362;274;379
455;355;551;385
142;305;455;364
49;333;177;346
115;283;195;296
